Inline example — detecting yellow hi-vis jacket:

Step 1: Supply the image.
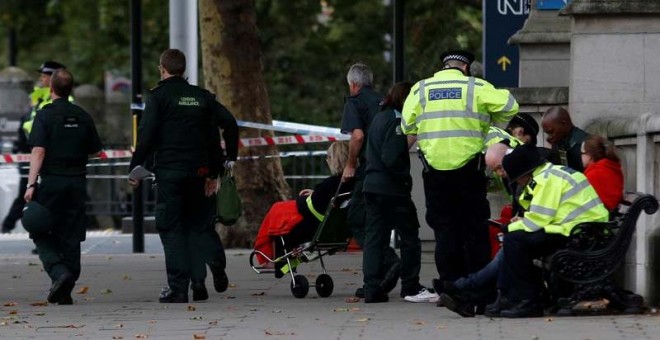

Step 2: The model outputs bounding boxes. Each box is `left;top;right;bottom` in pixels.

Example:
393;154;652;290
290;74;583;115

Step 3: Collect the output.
401;69;519;170
485;126;522;149
510;163;610;236
22;87;74;136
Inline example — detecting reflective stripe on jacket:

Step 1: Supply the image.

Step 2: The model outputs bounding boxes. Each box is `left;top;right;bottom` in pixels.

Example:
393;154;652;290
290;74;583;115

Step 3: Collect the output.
401;69;519;170
485;126;522;149
509;163;610;236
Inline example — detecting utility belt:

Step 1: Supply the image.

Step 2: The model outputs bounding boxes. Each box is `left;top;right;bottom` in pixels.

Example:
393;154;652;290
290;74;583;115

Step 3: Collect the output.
418;149;485;174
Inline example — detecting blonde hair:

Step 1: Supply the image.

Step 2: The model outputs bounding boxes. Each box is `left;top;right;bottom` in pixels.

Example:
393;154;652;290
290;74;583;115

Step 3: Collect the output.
326;141;349;175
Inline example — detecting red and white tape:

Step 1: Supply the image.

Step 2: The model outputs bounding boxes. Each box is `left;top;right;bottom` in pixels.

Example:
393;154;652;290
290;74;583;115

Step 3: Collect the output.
1;133;346;164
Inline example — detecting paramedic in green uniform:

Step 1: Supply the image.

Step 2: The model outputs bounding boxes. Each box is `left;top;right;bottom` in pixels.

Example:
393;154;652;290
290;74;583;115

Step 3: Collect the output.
129;49;238;303
24;69;103;305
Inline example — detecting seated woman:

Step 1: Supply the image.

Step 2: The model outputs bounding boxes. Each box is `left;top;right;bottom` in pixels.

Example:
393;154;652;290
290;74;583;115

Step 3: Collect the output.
253;141;353;270
581;135;624;211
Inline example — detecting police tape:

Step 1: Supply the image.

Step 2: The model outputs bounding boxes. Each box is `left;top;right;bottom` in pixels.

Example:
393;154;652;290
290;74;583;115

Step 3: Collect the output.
1;150;328;165
238;120;343;137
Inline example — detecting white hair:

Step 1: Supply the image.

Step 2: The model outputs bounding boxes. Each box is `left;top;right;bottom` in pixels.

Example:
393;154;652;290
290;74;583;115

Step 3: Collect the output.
346;63;373;87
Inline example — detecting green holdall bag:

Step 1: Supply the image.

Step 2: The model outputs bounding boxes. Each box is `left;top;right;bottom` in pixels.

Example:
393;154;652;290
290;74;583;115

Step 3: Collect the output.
216;171;242;225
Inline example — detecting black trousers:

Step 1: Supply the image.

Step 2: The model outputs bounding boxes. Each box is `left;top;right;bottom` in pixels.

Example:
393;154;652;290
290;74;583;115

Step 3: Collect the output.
32;175;87;284
155;169;219;293
363;193;421;296
422;156;491;281
498;230;567;302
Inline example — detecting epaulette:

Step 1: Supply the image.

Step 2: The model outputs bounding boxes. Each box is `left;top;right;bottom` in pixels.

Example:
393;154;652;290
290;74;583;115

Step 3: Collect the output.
149;83;164;93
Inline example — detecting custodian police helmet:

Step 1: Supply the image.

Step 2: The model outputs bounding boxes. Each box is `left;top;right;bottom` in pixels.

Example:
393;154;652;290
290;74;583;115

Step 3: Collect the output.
21;201;53;235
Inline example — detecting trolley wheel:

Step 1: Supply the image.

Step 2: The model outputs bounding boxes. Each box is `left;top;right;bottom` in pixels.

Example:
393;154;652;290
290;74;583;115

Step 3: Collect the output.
290;275;309;298
315;274;334;298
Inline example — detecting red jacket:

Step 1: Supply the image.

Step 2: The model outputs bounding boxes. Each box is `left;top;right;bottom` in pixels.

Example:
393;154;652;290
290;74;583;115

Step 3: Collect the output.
584;159;624;211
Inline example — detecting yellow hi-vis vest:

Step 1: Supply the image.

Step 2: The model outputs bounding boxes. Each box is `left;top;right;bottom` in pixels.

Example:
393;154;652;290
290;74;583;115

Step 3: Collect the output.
401;69;519;170
509;163;609;236
485;126;522;149
22;88;74;136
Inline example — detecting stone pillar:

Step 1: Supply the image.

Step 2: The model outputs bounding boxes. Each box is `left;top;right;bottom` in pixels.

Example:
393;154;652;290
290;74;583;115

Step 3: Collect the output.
561;0;660;127
509;0;571;88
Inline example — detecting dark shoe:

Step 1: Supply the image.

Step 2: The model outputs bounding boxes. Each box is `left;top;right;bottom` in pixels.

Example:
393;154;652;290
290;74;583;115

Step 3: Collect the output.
355;287;365;299
159;288;188;303
365;292;389;303
191;281;209;301
440;293;475;317
209;261;229;293
58;295;73;305
501;299;544;318
380;261;401;294
484;291;513;317
47;272;74;304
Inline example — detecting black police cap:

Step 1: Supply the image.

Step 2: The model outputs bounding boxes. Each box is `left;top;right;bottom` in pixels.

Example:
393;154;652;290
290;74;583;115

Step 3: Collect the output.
37;61;66;74
441;50;475;65
502;144;546;182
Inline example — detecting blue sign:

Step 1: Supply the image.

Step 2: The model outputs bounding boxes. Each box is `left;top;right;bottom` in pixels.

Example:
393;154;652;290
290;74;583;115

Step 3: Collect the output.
537;0;571;10
483;0;530;87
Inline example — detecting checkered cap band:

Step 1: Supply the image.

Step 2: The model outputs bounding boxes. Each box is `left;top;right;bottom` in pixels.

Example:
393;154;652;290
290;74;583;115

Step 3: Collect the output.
443;54;471;64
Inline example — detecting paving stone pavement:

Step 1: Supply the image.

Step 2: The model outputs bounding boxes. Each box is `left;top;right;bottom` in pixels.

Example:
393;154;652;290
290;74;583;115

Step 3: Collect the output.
0;234;659;339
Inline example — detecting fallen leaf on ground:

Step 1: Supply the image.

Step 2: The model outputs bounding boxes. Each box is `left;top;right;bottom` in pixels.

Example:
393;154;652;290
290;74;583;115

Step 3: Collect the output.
8;310;17;315
193;334;206;339
344;297;360;303
272;310;282;313
3;302;17;307
76;286;89;294
437;325;447;330
101;289;113;294
34;312;45;316
0;321;7;326
545;318;553;322
190;316;203;320
148;320;156;324
412;320;426;325
112;336;123;339
350;307;361;312
122;275;132;281
228;283;237;288
30;301;48;307
264;330;286;336
116;323;123;328
11;275;20;279
135;334;147;339
106;256;113;260
224;296;236;299
187;305;196;311
251;292;265;296
28;262;39;266
355;318;370;322
333;308;349;312
208;320;218;326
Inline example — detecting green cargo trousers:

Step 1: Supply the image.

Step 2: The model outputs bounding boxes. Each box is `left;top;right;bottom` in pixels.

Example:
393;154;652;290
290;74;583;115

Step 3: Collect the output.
155;169;218;294
31;175;87;284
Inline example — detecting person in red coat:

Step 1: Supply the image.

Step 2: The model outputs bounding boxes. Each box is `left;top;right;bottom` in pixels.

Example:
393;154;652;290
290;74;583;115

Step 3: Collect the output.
581;135;624;211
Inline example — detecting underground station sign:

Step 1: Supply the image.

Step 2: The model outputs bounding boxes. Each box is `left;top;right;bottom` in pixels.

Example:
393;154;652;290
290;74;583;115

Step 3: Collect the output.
483;0;530;87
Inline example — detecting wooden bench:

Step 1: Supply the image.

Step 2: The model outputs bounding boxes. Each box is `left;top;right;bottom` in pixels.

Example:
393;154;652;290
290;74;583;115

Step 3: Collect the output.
547;191;658;315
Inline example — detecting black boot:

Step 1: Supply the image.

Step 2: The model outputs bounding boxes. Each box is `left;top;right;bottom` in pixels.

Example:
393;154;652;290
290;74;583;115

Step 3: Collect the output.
440;293;475;317
191;281;209;301
159;287;188;303
484;290;512;317
47;272;74;304
501;299;544;318
355;287;365;298
209;260;229;292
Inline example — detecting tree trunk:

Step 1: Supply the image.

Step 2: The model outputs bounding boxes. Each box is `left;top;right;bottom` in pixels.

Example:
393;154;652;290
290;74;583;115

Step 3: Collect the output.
199;0;290;248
